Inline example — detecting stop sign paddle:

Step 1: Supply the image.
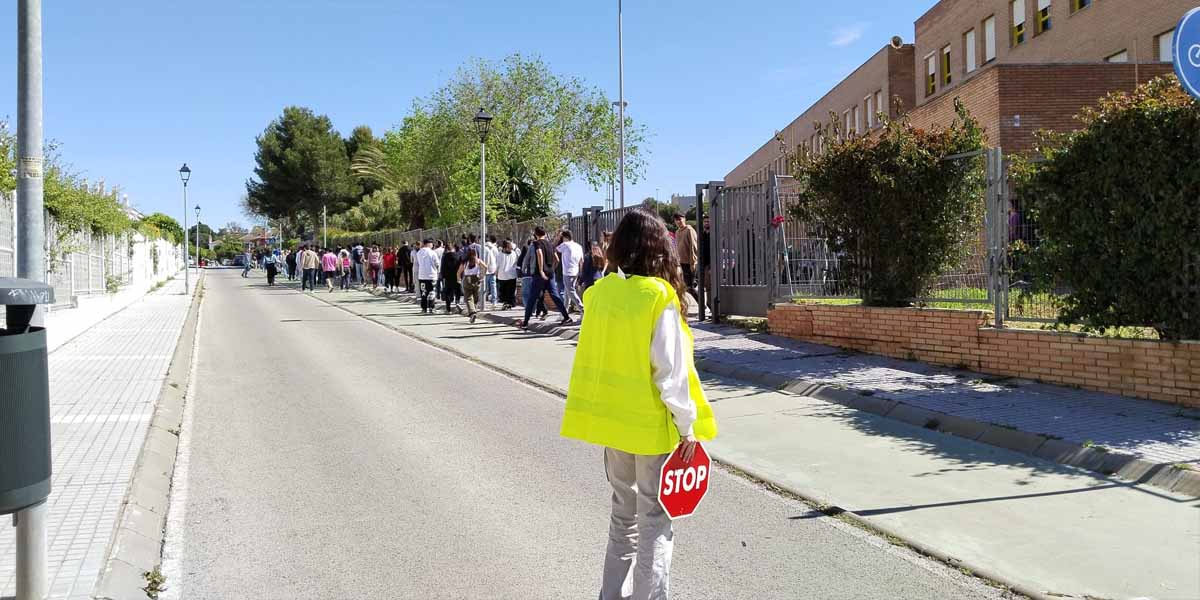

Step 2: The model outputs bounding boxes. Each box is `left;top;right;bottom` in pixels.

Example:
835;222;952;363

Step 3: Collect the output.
658;443;711;520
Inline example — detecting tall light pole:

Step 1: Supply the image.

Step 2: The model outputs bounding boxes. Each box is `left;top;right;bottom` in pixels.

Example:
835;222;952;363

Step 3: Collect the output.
473;107;493;311
194;204;201;269
179;164;190;294
14;4;48;599
617;0;626;208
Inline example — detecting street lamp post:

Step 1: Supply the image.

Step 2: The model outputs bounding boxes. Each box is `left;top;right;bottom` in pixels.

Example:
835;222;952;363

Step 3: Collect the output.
194;204;201;269
473;108;493;312
179;164;191;295
617;0;625;208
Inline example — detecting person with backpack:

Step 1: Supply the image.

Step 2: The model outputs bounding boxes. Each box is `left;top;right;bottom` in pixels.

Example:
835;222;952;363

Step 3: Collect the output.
520;227;571;329
560;208;717;600
518;236;548;320
457;247;491;323
440;243;463;313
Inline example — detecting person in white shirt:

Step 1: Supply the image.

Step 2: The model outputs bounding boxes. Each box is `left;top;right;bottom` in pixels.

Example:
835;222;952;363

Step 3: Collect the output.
415;239;441;313
494;239;521;309
484;235;500;303
556;231;585;313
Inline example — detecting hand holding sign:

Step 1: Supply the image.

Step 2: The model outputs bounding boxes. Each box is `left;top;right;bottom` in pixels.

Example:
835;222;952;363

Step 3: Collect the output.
658;442;711;520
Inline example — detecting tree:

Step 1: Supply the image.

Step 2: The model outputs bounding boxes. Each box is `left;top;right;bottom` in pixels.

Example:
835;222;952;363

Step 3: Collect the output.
329;188;407;232
351;54;647;228
1017;76;1200;340
791;101;985;306
245;106;358;231
213;237;247;261
345;125;383;199
188;222;215;240
0;120;15;194
221;221;247;235
140;213;184;244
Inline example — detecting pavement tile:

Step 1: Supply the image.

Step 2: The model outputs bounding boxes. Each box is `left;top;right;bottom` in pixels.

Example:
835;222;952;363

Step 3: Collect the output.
0;278;190;598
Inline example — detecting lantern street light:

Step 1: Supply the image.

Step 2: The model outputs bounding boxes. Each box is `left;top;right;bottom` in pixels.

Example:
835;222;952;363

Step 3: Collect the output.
473;108;493;311
179;163;191;294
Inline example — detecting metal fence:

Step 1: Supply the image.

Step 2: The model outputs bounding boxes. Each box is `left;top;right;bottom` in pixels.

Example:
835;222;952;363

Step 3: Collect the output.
329;213;578;251
699;147;1045;324
0;190;181;309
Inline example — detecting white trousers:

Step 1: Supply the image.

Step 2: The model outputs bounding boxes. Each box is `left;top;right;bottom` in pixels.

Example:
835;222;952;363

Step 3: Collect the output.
600;448;674;600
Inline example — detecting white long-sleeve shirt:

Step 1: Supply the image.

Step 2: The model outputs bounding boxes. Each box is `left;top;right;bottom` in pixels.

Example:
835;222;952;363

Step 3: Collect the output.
416;247;440;280
495;249;520;280
651;302;698;437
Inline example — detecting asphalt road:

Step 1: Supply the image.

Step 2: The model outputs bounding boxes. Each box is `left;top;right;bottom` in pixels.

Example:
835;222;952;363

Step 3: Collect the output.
160;270;1014;599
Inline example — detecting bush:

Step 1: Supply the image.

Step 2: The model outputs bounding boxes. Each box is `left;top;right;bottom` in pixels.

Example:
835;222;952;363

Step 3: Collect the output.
138;213;184;245
1019;76;1200;341
790;101;985;306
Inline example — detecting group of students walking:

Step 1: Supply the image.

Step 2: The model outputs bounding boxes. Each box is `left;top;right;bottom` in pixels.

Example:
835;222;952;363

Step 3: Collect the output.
247;209;714;599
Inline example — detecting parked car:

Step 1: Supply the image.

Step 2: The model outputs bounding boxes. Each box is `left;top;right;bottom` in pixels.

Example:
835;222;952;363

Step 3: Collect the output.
232;255;246;267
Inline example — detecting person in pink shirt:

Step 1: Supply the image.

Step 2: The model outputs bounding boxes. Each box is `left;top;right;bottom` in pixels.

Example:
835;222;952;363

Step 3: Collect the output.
321;249;339;293
367;245;383;289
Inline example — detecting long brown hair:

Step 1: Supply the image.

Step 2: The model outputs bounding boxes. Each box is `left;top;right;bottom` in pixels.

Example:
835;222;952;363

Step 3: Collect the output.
606;208;688;306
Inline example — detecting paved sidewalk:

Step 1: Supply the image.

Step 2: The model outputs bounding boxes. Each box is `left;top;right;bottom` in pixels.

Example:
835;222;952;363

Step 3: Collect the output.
306;284;1200;600
0;278;193;599
373;288;1200;468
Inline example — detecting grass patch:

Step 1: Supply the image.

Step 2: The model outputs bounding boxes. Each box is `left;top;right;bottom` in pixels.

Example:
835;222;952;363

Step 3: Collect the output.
726;316;769;334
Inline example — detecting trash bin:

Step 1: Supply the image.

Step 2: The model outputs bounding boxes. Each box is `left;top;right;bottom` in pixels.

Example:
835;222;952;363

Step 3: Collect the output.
0;277;55;515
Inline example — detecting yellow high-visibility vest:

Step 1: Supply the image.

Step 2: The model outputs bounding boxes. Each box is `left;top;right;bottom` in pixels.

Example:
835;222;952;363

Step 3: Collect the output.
560;273;717;456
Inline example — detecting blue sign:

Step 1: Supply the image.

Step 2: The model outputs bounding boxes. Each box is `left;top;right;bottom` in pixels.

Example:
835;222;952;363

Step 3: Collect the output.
1174;8;1200;99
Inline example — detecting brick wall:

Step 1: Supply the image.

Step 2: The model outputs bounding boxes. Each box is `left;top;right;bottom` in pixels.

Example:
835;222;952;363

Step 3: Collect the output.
908;62;1174;153
768;303;1200;407
915;0;1189;105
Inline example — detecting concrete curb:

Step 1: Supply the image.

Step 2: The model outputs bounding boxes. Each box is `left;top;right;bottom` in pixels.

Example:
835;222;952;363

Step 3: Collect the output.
359;287;1200;497
92;272;205;600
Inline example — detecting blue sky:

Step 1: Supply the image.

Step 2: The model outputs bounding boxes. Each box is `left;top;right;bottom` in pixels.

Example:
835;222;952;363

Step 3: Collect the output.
0;0;932;229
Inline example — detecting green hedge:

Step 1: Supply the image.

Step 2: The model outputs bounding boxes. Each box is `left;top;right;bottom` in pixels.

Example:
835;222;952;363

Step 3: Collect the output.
790;101;985;307
1018;76;1199;341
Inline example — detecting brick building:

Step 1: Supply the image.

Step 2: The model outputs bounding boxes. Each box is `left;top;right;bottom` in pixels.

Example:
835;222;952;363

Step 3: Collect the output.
725;0;1190;185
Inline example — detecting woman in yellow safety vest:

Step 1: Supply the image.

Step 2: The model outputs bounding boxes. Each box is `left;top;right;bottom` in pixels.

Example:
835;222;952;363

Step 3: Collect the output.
560;208;717;600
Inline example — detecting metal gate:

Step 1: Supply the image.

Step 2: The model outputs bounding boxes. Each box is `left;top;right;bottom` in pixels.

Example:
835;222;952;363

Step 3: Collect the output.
706;178;781;318
701;148;1002;322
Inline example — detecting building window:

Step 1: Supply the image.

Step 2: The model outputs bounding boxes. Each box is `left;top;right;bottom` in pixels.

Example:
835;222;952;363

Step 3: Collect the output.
984;16;997;62
843;110;851;138
852;106;861;134
875;90;885;119
1071;0;1091;13
965;29;977;73
926;53;937;95
865;95;875;128
942;45;953;85
1012;0;1026;46
1036;0;1051;34
1158;29;1176;62
1106;50;1128;63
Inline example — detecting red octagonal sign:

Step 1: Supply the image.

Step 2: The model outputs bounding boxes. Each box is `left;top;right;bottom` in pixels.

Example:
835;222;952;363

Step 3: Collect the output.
658;443;711;520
